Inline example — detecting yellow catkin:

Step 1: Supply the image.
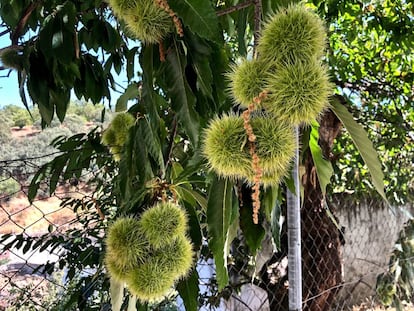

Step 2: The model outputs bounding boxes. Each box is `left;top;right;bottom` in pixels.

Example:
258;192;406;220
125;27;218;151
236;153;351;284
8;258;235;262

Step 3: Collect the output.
242;90;268;224
154;0;184;37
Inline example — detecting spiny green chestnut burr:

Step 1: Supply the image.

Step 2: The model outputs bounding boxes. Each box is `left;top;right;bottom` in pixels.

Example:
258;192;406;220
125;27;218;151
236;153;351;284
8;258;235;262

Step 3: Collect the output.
377;283;394;307
265;59;332;125
258;4;326;64
139;202;188;248
228;59;270;108
154;235;194;279
110;145;122;161
0;48;24;70
244;116;295;186
109;0;172;44
101;134;121;160
203;115;252;179
101;113;134;160
107;0;135;16
105;217;149;280
256;166;292;188
101;127;117;147
110;112;135;146
203;114;295;185
105;255;131;282
126;257;176;302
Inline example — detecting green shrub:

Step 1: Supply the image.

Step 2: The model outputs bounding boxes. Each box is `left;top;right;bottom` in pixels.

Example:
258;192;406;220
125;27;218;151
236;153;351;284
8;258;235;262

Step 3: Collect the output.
0;175;20;196
13;110;32;128
0;117;11;144
67;101;106;122
0;105;34;128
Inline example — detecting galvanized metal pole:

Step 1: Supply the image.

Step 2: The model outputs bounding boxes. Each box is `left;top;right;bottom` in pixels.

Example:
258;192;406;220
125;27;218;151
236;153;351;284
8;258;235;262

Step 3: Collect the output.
287;127;302;311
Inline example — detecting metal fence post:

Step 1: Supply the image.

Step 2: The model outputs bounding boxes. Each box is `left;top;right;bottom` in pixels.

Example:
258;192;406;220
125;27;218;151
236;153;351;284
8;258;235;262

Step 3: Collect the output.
287;127;302;311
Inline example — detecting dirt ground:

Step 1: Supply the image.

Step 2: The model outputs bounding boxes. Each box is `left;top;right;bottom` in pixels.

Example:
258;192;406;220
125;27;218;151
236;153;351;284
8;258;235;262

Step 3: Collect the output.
10;126;41;139
0;271;55;310
0;194;77;235
1;126;77;234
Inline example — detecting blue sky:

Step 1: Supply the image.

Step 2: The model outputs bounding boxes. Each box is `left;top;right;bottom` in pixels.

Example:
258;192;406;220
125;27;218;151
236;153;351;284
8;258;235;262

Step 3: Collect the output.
0;70;20;107
0;31;21;107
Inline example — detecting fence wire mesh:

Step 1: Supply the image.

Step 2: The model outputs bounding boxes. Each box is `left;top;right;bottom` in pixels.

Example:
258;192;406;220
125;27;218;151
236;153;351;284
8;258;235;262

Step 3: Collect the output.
0;155;413;311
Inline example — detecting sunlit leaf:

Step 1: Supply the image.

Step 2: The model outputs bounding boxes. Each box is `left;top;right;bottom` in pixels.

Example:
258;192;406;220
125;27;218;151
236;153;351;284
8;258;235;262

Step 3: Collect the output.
162;41;200;145
239;191;265;256
169;0;222;43
115;83;139;112
331;98;388;203
309;121;334;196
177;270;199;311
207;176;234;289
262;186;278;221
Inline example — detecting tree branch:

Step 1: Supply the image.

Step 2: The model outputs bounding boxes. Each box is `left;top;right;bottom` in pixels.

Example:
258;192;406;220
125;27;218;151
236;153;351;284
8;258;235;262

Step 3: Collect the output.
253;0;262;57
334;78;405;100
11;1;41;44
216;0;254;17
0;28;10;37
0;69;13;78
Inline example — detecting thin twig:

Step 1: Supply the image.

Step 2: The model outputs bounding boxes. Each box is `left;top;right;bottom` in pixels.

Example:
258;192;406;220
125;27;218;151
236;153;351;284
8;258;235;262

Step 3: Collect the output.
74;30;80;59
0;69;12;78
230;293;255;311
158;40;166;62
0;29;10;37
253;0;263;57
354;257;385;269
11;1;41;44
216;0;254;17
163;115;178;177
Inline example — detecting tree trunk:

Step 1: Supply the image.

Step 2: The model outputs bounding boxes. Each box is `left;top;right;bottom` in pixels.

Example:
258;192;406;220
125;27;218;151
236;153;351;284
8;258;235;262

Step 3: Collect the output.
301;108;343;311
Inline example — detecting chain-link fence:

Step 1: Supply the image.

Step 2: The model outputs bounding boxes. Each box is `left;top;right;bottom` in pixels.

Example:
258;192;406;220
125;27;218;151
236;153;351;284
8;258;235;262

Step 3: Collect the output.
0;157;74;310
1;155;413;311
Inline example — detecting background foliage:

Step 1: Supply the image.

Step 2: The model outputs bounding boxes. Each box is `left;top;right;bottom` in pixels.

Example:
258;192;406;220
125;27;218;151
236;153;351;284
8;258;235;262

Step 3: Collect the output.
319;0;414;204
0;102;106;202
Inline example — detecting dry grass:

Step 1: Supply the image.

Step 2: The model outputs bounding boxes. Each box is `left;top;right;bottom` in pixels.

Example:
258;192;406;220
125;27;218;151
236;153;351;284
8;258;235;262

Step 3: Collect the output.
0;271;60;310
0;126;80;235
10;126;41;139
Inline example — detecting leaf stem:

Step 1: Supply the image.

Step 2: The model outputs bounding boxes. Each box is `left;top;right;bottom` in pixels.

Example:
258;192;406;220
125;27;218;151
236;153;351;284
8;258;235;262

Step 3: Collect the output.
163;115;178;177
0;29;10;37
